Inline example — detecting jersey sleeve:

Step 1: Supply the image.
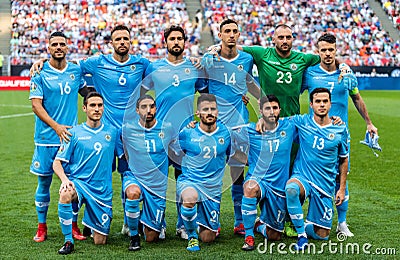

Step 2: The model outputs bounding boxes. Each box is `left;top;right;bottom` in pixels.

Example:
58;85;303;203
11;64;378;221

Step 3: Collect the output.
142;63;154;90
303;53;320;67
339;126;350;158
55;133;75;163
29;75;43;99
195;68;208;91
116;128;125;158
300;68;310;94
78;55;101;75
242;46;265;65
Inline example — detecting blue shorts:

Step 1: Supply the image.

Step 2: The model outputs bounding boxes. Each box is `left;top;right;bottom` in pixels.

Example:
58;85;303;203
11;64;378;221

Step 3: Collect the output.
123;172;166;232
246;179;286;232
292;175;334;230
177;181;221;232
30;146;69;176
74;180;112;235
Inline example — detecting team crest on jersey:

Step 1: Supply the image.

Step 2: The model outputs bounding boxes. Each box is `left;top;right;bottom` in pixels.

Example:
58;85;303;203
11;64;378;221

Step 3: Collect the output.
280;131;286;137
70;74;75;80
131;65;136;71
159;131;165;139
105;134;111;141
33;161;40;169
237;64;243;71
218;137;225;144
328;133;335;140
30;82;37;92
290;63;298;71
185;68;191;74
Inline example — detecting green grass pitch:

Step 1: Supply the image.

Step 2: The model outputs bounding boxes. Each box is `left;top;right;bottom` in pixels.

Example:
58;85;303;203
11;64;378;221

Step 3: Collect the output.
0;90;398;259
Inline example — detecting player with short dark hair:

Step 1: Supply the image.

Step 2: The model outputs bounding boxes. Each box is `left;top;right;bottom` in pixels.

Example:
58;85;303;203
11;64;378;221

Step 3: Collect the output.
235;94;296;250
204;19;260;236
176;93;232;251
302;33;378;237
30;25;151;235
53;92;119;254
121;95;177;251
29;31;87;243
77;24;150;234
141;24;206;239
286;87;349;250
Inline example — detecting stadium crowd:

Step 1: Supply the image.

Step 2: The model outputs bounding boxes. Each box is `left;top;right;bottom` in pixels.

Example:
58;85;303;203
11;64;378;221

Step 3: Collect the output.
380;0;400;30
9;0;400;67
10;0;202;65
203;0;400;66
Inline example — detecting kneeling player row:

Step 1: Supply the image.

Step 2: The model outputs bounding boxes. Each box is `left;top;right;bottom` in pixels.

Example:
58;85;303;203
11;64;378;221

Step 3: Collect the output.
54;90;348;254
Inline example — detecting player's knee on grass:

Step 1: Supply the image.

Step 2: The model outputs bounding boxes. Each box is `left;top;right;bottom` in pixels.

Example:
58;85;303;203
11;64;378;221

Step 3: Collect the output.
230;166;244;185
285;183;299;200
315;226;330;239
243;180;260;198
93;232;107;245
125;185;141;200
181;188;198;208
199;227;216;243
285;180;305;201
144;227;159;242
266;228;282;241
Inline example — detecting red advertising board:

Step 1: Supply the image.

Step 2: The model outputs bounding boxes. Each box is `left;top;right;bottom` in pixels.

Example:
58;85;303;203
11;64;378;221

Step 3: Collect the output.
0;76;31;91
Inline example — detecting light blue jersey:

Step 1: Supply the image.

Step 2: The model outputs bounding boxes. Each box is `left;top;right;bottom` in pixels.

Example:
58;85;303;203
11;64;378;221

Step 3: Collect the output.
292;114;349;196
237;119;297;195
55;123;118;205
142;58;206;132
122;120;176;198
301;65;359;123
29;62;85;146
206;51;254;126
79;54;150;128
177;122;231;198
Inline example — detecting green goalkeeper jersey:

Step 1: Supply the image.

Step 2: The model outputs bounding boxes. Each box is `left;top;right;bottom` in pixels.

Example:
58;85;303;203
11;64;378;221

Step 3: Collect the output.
243;46;320;117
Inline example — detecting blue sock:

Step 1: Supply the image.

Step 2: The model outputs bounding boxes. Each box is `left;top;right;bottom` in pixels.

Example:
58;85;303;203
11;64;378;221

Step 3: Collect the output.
232;184;244;227
72;201;79;222
305;223;328;240
58;202;74;244
125;199;140;236
336;181;349;223
181;205;198;239
35;175;52;223
241;196;257;237
285;182;305;235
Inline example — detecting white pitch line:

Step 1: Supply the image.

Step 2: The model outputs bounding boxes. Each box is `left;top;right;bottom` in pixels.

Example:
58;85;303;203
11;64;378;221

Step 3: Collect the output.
0;112;34;119
0;104;31;108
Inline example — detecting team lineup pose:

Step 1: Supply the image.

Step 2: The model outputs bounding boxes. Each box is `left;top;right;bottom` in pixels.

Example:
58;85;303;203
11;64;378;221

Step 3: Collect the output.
204;19;260;235
29;31;87;243
141;25;206;239
286;88;349;250
176;94;233;251
53;92;118;254
28;20;374;254
121;95;177;251
31;25;150;236
235;95;296;250
301;33;378;237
